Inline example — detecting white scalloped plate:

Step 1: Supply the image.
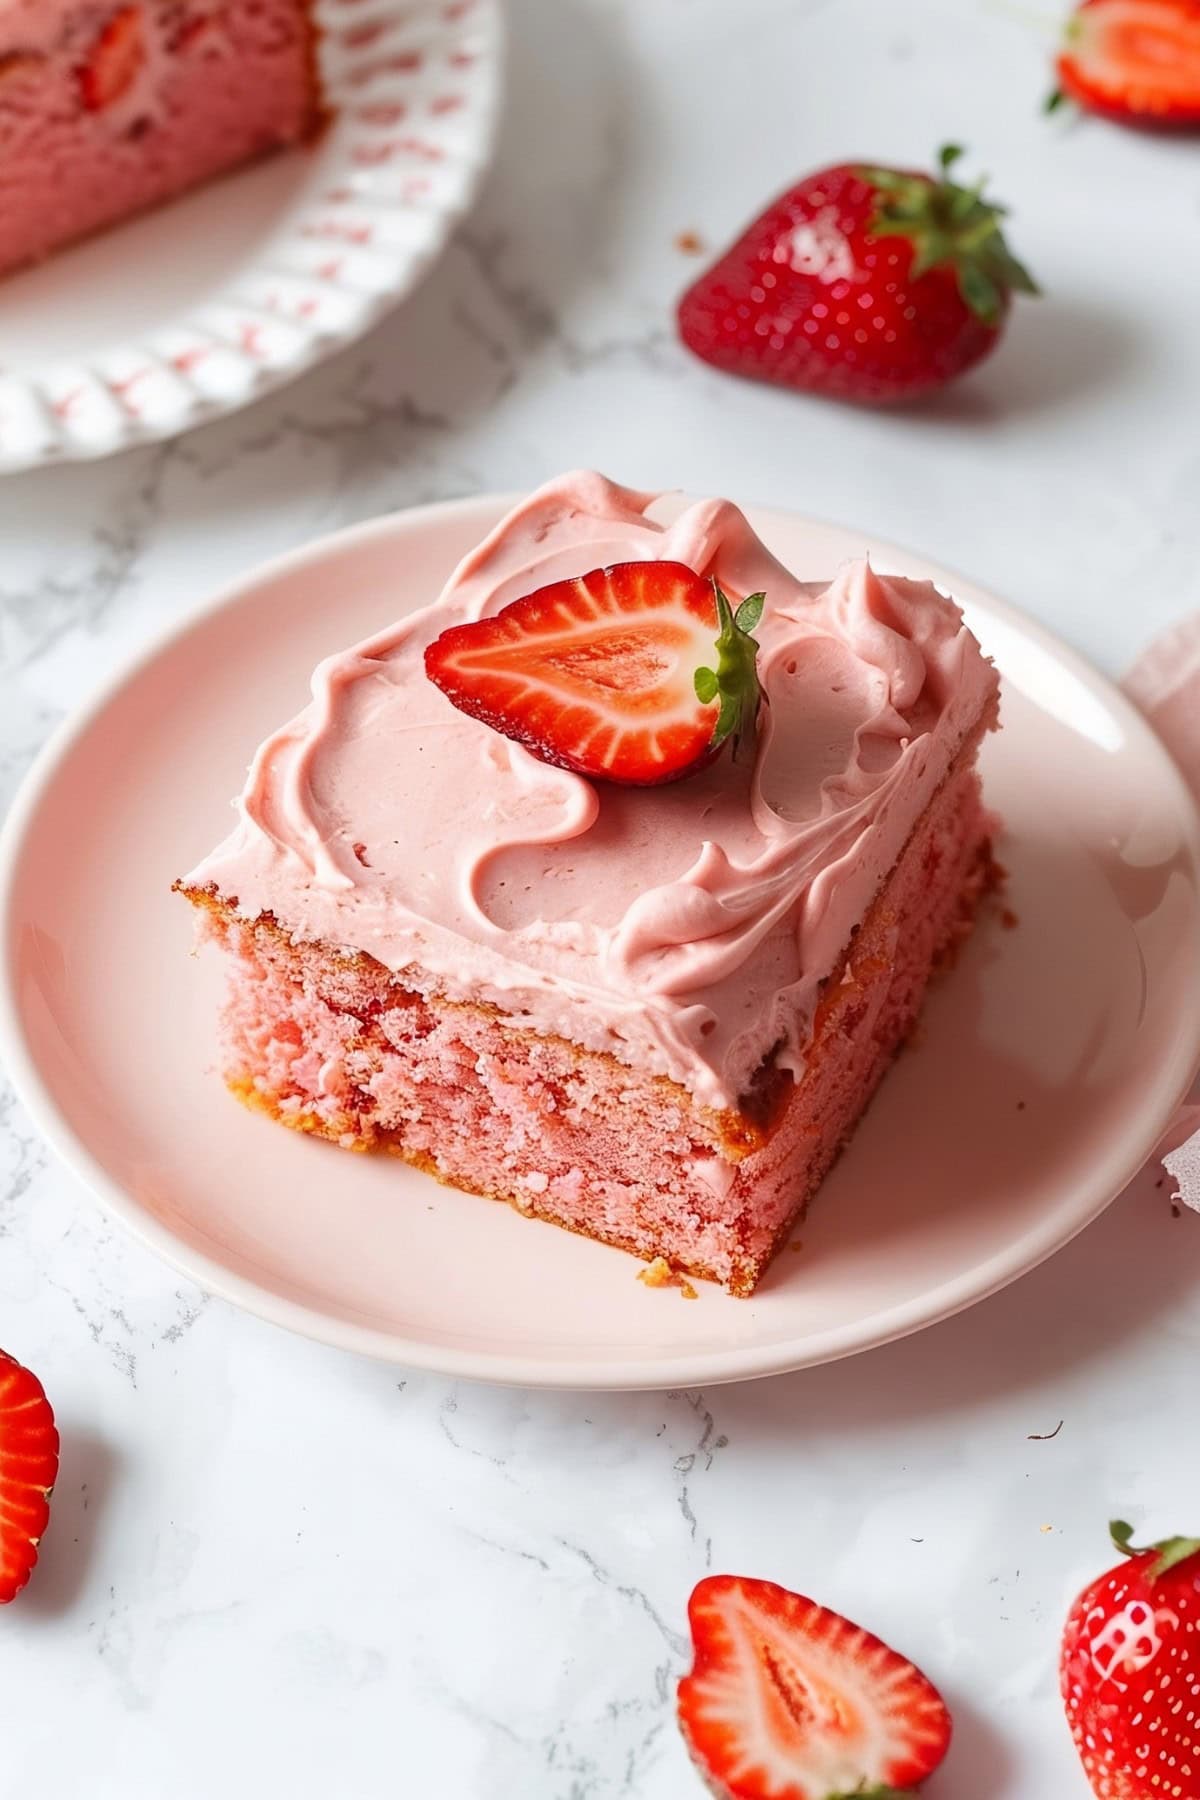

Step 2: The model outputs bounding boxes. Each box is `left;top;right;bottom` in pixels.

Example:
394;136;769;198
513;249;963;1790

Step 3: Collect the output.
0;0;501;472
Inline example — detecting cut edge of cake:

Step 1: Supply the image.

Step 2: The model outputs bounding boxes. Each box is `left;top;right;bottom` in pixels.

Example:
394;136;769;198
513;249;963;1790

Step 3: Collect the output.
174;711;1000;1297
0;0;325;280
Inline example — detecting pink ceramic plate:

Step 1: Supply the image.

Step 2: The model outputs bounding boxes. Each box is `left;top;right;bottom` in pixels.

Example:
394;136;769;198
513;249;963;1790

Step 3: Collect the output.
3;498;1200;1389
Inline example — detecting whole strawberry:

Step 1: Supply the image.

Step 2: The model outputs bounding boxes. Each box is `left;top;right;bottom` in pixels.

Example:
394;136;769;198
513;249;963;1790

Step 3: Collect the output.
0;1349;59;1603
1053;1;1200;129
677;145;1037;405
1061;1519;1200;1798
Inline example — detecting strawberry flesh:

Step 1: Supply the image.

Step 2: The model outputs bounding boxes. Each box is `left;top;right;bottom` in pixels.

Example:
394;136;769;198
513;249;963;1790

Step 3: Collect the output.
677;145;1036;406
423;560;764;787
1056;0;1200;127
0;1350;59;1604
0;51;45;86
1062;1520;1200;1798
677;1574;951;1800
79;6;147;111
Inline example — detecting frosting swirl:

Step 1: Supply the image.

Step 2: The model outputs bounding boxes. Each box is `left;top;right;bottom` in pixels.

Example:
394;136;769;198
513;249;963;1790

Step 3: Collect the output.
188;472;998;1109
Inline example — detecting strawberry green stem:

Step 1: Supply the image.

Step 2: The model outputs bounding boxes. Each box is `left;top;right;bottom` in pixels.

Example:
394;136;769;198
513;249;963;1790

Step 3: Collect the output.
858;143;1039;327
694;582;766;759
1110;1519;1200;1582
830;1788;922;1799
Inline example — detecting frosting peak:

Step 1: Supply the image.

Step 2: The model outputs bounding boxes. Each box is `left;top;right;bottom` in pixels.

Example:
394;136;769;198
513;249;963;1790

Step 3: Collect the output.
187;473;998;1109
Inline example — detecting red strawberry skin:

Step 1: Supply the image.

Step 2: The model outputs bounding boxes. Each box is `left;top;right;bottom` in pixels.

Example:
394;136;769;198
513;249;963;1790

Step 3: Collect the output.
678;151;1035;406
1061;1524;1200;1798
424;561;763;788
1057;0;1200;128
79;6;147;111
678;1574;951;1800
0;1350;59;1604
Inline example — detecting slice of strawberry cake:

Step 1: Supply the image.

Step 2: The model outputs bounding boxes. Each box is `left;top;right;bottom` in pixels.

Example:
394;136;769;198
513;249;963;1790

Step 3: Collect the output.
176;473;1000;1296
0;0;321;278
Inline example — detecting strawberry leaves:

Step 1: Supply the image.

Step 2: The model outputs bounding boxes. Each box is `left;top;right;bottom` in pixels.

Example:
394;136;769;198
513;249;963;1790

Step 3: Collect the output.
693;583;766;757
860;144;1039;328
831;1789;922;1799
1110;1518;1200;1582
828;1788;922;1799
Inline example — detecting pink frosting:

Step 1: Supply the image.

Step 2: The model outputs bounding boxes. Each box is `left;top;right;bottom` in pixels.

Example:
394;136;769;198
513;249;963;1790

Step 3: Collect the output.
187;473;999;1110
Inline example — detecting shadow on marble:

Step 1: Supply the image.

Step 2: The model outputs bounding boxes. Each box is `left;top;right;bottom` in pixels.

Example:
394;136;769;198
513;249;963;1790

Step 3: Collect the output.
19;1425;120;1619
928;1688;1018;1800
711;1169;1197;1443
893;296;1147;426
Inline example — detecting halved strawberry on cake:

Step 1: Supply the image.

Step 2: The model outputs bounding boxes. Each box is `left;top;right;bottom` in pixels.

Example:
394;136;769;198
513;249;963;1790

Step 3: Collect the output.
0;0;321;277
175;472;1000;1296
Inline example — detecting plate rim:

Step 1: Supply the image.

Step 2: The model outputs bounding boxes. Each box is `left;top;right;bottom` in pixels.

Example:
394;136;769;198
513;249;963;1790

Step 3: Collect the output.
3;494;1200;1389
0;0;504;474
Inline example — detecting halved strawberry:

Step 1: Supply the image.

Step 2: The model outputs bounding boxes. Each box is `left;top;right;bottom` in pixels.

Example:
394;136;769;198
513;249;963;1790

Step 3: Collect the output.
0;1350;59;1604
78;6;146;111
1053;0;1200;128
678;1575;951;1800
423;561;765;787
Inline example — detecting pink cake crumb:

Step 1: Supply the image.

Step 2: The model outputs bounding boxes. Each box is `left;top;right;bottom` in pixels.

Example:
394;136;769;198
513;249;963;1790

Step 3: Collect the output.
638;1259;699;1299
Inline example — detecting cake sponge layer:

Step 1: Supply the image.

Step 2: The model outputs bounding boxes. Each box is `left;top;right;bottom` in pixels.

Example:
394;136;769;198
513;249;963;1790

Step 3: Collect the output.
0;0;320;276
190;748;995;1295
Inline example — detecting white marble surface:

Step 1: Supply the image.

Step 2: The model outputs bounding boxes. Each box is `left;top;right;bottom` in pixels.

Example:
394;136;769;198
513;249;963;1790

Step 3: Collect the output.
3;1;1200;1794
